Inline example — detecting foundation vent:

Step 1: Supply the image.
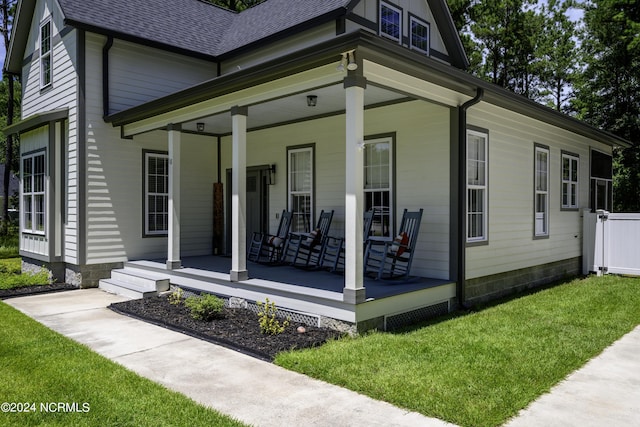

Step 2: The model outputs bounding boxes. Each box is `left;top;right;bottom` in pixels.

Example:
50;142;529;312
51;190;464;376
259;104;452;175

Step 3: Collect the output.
384;301;449;331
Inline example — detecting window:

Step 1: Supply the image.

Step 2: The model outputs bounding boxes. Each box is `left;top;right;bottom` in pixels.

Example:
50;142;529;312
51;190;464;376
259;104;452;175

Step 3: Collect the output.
410;15;430;54
288;146;314;233
40;19;52;88
22;151;46;234
144;152;169;235
467;130;488;242
535;145;550;237
364;137;393;237
590;150;613;211
562;152;579;209
380;1;401;43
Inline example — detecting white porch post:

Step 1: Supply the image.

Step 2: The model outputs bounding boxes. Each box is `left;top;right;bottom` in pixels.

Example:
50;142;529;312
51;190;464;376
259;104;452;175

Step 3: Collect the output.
343;76;367;304
230;106;249;281
167;123;182;270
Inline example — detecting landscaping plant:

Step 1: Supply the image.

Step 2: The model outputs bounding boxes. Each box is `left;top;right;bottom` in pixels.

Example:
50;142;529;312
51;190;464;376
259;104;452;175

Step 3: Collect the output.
257;298;290;335
168;287;184;305
185;293;224;321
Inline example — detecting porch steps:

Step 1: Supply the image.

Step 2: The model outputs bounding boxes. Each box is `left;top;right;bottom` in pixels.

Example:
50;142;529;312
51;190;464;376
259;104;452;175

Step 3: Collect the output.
99;268;171;299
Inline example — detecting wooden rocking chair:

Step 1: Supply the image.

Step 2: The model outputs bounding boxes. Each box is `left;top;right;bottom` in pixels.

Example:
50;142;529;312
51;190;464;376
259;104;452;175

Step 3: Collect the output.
364;208;423;280
283;210;334;268
247;210;293;264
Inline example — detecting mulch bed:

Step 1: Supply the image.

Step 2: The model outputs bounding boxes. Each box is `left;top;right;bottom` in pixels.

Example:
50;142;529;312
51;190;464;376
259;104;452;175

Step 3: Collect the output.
110;295;343;361
0;283;78;300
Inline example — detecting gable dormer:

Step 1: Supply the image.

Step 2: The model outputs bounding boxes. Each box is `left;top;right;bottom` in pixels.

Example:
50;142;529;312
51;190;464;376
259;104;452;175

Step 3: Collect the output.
346;0;468;69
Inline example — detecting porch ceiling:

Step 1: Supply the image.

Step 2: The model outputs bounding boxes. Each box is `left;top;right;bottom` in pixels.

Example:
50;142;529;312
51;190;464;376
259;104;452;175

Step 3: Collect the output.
180;83;406;135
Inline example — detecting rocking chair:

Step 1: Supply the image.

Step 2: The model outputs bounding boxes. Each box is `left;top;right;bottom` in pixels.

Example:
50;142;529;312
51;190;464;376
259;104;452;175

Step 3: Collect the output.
247;210;293;264
320;208;376;273
364;208;423;280
283;210;334;268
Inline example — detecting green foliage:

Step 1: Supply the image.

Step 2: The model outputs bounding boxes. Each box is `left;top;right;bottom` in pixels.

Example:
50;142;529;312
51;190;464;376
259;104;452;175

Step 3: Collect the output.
0;302;245;427
168;287;185;305
276;275;640;427
203;0;264;11
0;258;52;289
185;293;225;321
257;298;290;335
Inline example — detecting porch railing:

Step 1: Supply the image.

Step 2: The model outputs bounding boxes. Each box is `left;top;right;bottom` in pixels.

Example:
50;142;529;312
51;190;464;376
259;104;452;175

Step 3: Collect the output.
583;210;640;276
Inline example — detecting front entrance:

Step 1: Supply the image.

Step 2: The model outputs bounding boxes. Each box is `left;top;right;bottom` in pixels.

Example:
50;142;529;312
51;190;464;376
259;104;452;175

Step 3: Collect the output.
225;165;269;255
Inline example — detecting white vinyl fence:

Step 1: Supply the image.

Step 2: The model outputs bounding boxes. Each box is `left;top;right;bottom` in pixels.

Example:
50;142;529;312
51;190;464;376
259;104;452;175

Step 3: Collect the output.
583;210;640;276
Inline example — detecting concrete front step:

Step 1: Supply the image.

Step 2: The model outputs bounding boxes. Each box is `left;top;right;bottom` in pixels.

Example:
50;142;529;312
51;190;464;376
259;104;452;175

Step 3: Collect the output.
99;268;171;299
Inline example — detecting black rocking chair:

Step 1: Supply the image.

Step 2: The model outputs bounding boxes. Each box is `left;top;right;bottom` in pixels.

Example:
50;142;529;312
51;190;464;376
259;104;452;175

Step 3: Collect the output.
364;208;423;280
283;210;334;269
247;210;293;264
321;208;376;273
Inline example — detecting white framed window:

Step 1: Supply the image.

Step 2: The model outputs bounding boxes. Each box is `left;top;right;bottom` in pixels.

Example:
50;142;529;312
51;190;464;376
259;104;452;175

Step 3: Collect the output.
535;145;550;237
288;146;314;233
22;151;47;234
364;136;394;237
40;19;52;88
562;152;579;209
410;15;430;54
144;151;169;236
467;129;488;242
380;1;402;43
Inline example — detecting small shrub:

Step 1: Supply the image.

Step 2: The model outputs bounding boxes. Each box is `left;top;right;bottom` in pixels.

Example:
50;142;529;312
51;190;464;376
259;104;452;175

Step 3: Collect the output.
257;298;290;335
184;293;224;321
168;287;184;305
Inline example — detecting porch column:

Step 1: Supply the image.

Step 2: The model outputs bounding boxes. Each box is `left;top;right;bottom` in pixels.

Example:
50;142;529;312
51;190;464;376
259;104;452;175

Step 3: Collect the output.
230;106;249;281
167;123;182;270
343;76;367;304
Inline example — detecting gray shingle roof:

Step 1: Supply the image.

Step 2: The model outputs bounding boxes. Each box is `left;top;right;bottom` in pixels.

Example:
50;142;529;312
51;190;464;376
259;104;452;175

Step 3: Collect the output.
58;0;352;58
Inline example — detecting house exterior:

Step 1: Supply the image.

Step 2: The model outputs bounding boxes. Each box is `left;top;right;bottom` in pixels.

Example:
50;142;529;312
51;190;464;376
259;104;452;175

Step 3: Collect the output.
4;0;629;331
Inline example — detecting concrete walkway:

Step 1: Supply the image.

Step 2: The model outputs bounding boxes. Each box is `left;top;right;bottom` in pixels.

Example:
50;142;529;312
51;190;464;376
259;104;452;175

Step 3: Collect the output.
5;289;640;427
5;289;452;427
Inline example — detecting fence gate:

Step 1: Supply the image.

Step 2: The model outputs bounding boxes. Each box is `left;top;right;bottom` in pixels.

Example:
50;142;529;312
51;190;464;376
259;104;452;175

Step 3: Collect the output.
583;210;640;276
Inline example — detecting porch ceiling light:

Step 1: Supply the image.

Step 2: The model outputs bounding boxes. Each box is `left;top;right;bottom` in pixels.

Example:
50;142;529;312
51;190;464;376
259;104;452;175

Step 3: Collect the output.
196;122;205;132
306;95;318;107
347;50;358;71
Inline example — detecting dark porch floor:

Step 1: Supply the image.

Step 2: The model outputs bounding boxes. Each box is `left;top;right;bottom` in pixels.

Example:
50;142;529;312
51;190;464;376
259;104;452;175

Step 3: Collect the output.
174;255;451;300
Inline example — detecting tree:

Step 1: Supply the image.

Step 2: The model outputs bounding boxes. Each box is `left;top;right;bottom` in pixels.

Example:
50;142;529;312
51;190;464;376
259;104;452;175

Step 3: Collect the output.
0;0;18;235
572;0;640;211
205;0;264;11
537;0;579;111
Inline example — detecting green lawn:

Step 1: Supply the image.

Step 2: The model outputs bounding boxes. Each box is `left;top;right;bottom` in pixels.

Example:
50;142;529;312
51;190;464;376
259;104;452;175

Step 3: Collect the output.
0;302;245;427
276;275;640;427
0;258;51;290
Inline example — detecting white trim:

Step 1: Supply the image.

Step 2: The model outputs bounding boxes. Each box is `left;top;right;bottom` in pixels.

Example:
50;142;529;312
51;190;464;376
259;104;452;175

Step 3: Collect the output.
288;146;314;233
144;152;169;236
363;136;394;237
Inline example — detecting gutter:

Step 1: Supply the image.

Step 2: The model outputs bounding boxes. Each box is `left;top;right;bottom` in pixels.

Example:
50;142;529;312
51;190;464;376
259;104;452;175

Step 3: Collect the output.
457;88;484;308
102;36;113;118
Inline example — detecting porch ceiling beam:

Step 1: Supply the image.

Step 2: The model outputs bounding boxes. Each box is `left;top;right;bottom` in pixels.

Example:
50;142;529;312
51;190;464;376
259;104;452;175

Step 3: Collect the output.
120;64;343;138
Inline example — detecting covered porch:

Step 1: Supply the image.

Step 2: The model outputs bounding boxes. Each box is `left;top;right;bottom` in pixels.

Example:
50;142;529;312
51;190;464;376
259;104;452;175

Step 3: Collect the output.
121;255;455;331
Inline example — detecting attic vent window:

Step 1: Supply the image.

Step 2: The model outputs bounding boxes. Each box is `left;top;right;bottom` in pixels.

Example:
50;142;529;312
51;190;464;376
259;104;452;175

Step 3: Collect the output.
40;19;52;88
380;1;401;43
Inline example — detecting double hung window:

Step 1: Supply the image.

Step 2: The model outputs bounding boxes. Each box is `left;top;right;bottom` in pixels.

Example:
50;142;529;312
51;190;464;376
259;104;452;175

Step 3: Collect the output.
288;146;314;233
364;137;393;237
562;153;579;209
144;152;169;235
467;130;488;242
40;19;52;88
410;15;430;54
22;152;46;234
590;150;613;211
534;145;550;237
